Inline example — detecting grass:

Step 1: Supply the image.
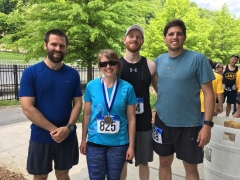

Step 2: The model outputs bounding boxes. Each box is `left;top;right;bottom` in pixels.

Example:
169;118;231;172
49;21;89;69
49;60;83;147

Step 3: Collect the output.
0;99;20;106
0;52;26;60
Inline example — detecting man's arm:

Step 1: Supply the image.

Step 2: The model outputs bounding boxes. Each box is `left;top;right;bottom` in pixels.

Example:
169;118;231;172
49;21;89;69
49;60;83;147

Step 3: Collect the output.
198;81;215;147
217;93;224;114
80;101;91;155
20;96;57;132
147;60;158;93
66;96;83;125
151;72;158;93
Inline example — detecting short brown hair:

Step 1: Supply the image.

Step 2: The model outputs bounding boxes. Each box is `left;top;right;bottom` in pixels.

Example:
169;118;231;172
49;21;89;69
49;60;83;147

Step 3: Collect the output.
164;19;186;36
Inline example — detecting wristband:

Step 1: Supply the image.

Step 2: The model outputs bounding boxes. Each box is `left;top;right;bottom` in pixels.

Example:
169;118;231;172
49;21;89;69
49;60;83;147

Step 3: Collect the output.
204;121;214;127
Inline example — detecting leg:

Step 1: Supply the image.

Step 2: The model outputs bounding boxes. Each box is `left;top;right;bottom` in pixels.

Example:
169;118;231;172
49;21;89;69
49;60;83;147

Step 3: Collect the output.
182;161;199;180
226;103;231;117
54;136;79;179
120;162;128;180
33;175;48;180
135;130;153;180
107;145;128;180
232;103;236;115
233;93;240;118
86;145;107;180
159;155;174;180
27;141;53;178
233;103;240;118
139;164;150;180
55;170;69;180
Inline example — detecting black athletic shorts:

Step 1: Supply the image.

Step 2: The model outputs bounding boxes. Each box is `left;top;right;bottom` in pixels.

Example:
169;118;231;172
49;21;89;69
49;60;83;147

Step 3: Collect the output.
153;113;203;164
224;90;237;104
27;136;79;175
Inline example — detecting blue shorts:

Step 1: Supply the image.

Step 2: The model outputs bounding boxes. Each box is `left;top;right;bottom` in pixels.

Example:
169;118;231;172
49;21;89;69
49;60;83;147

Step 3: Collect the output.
27;136;79;175
153;113;203;164
86;143;128;180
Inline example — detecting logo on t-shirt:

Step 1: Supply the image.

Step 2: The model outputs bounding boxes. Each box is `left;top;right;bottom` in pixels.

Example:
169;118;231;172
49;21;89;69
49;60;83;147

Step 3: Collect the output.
130;68;137;72
225;72;236;80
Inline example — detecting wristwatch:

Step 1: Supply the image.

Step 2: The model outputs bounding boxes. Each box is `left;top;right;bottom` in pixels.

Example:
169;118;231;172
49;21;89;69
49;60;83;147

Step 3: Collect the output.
66;124;74;132
204;121;214;127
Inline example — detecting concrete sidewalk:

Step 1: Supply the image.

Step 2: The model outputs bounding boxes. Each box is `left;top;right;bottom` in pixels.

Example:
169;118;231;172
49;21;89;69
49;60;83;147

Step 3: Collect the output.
0;121;204;180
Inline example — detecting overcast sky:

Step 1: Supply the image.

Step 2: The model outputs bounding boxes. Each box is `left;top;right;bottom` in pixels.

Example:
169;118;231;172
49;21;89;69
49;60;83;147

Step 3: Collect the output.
191;0;240;17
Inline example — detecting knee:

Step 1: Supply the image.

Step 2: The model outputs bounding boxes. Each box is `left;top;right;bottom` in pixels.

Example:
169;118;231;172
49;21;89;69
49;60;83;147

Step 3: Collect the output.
33;174;48;180
55;170;69;180
159;156;173;168
184;163;198;174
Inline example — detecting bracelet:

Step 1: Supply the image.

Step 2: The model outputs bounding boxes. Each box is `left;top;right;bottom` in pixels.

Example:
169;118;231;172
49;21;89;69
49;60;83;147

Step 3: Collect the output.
204;121;214;127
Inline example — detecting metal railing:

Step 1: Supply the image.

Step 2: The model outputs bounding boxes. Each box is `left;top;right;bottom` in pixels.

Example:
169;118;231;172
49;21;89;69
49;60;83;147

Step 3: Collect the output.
0;64;102;100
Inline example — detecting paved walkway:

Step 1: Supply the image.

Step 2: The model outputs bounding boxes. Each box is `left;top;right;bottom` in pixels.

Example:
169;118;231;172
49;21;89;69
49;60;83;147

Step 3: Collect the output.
0;105;207;180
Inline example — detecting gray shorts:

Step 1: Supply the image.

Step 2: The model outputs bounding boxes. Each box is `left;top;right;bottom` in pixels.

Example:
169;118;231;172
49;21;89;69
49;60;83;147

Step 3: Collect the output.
134;130;153;166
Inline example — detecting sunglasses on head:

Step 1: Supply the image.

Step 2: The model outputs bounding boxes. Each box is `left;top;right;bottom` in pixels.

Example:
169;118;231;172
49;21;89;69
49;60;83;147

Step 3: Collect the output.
99;60;118;67
215;62;223;68
231;54;239;59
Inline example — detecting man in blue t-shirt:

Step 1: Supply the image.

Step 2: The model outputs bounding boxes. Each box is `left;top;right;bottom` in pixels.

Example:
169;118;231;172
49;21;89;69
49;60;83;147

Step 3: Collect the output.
152;19;215;179
19;29;82;179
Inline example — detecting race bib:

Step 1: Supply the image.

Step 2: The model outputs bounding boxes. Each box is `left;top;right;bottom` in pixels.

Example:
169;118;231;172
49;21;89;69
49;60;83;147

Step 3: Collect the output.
152;125;163;144
97;114;120;134
135;97;144;114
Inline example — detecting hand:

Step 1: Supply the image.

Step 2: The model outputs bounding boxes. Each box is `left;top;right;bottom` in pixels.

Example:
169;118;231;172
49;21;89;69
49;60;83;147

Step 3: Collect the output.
50;126;70;143
79;141;87;155
217;106;223;114
125;147;134;160
197;125;211;147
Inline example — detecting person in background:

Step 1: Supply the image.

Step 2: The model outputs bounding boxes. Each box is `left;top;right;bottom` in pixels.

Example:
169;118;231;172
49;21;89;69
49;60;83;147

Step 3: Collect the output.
80;49;137;180
214;62;224;74
214;62;224;113
233;68;240;118
19;29;82;180
200;59;224;121
152;19;215;180
120;24;156;180
222;55;239;116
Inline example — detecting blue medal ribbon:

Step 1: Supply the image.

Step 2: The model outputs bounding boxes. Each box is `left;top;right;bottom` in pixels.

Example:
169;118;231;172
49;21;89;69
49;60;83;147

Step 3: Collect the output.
101;78;118;114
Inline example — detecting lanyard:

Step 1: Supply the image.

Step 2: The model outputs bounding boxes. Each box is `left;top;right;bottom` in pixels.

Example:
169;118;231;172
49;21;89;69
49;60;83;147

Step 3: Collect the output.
101;78;118;114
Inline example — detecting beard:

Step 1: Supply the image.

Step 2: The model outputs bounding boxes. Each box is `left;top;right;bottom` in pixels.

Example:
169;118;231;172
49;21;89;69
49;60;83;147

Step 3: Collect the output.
126;42;142;53
46;48;65;63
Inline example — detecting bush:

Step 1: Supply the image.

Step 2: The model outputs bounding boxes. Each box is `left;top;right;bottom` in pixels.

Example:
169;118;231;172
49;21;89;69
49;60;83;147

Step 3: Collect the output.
150;92;157;111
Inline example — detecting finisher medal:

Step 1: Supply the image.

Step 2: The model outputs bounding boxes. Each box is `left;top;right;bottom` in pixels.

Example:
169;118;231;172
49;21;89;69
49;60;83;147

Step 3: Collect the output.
104;116;113;125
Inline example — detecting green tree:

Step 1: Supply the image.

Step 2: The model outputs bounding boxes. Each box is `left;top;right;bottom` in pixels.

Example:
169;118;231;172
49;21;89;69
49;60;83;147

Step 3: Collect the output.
141;0;240;63
0;0;17;14
142;0;210;59
1;0;147;81
207;4;240;64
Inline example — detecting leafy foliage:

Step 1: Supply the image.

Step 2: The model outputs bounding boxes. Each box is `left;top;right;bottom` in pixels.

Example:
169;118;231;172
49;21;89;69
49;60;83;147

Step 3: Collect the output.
141;0;240;64
0;0;149;81
1;0;240;74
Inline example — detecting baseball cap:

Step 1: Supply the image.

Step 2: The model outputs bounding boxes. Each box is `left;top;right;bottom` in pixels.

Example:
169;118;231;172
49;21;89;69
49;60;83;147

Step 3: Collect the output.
125;25;144;39
231;54;239;59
